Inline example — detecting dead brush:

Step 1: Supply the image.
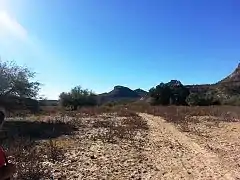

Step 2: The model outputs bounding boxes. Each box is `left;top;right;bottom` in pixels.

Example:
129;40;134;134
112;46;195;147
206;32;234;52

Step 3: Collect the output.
121;116;149;131
92;120;110;129
45;139;65;163
128;103;240;132
96;122;138;143
6;137;51;180
77;107;99;117
116;108;140;118
91;113;149;143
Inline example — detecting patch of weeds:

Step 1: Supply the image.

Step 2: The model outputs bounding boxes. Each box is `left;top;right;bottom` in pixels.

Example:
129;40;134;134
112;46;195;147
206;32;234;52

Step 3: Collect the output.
6;137;51;180
45;139;65;163
91;114;149;144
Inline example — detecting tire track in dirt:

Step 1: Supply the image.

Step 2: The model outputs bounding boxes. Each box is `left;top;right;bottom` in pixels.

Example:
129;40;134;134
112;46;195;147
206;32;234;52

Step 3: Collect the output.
139;113;235;180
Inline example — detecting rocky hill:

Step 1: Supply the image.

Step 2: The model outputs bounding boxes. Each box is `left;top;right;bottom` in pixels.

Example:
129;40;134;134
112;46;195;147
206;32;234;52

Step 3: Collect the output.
134;89;148;97
212;63;240;97
218;63;240;84
98;86;144;104
98;64;240;104
185;63;240;94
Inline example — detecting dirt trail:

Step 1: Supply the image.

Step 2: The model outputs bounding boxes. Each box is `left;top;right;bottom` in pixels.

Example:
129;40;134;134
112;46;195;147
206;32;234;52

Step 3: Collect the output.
139;113;236;180
48;113;240;179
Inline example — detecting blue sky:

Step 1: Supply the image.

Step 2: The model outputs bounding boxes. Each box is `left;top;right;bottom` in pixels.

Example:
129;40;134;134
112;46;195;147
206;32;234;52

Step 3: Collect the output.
0;0;239;99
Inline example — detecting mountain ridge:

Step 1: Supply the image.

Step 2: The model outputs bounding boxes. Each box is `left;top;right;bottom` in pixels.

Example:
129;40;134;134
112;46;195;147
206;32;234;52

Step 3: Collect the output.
45;63;240;103
97;63;240;104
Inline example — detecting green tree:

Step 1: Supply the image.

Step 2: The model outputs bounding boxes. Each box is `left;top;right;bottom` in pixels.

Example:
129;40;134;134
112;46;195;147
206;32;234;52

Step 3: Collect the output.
149;83;171;105
166;80;190;105
149;80;190;105
59;86;97;110
0;61;40;98
0;60;40;111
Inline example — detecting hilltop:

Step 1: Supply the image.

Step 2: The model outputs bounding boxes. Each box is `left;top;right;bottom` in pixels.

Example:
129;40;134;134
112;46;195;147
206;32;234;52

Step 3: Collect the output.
97;86;147;104
185;63;240;94
219;63;240;84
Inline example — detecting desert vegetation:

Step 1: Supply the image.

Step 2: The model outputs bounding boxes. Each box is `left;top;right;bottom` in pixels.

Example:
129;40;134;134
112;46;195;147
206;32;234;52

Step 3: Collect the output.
59;86;97;110
3;104;239;179
1;60;240;179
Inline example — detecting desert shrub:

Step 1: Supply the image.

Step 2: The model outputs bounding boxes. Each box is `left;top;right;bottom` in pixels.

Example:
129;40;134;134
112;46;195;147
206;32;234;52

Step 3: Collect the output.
5;138;51;180
222;95;240;106
45;139;65;163
59;86;97;110
186;92;221;106
91;109;149;143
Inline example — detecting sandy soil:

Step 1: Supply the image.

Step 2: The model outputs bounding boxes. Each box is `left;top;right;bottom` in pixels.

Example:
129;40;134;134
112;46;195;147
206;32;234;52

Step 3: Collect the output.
139;113;238;180
48;113;240;180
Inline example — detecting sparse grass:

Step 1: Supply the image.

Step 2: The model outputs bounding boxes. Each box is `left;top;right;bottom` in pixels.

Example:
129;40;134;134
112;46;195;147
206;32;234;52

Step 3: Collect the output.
127;102;240;132
45;139;65;163
89;110;148;143
1;114;78;179
3;117;77;140
2;106;149;179
3;137;67;179
6;103;240;179
5;138;51;180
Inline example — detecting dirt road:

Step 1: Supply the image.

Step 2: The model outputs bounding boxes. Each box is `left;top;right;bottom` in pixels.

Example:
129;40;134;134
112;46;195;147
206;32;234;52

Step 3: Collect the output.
139;113;237;180
48;113;240;179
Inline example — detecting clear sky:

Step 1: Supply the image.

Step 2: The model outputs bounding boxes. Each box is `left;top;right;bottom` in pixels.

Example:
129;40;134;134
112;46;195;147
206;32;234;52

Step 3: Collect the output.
0;0;239;99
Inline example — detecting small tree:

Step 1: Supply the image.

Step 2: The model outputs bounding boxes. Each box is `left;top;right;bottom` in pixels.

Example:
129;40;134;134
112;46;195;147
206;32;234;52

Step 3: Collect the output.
149;80;189;105
0;60;40;111
59;86;97;110
167;80;190;105
149;83;171;105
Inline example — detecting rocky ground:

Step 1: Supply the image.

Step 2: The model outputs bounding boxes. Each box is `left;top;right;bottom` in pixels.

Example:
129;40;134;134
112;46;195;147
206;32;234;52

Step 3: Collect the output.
8;111;240;179
35;112;240;180
45;114;150;180
139;114;239;180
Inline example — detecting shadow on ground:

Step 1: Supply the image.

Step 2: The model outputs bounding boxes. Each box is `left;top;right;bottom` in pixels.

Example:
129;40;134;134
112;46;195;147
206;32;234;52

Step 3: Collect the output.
2;120;78;140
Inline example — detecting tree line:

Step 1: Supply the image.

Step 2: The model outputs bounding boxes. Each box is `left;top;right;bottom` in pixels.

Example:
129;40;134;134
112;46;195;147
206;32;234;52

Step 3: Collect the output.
0;60;239;112
149;80;222;106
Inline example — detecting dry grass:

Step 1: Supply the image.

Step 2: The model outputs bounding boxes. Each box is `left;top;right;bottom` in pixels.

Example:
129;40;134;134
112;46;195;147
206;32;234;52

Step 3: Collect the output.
77;109;149;144
4;103;240;179
127;102;240;132
2;137;67;179
5;138;51;180
2;107;149;179
45;139;65;163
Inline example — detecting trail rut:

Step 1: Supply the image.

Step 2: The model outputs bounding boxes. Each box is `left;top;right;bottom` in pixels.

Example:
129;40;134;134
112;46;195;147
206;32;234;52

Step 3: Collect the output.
139;113;235;180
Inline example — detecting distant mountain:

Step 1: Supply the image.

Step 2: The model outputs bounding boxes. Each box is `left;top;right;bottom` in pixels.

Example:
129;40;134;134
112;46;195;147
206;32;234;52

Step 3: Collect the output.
134;89;148;97
98;63;240;104
213;63;240;97
98;86;142;104
218;63;240;84
184;63;240;98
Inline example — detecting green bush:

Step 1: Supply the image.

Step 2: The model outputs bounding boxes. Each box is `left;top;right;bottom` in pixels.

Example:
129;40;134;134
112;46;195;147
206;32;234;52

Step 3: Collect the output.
59;86;97;110
149;80;190;105
186;93;220;106
222;95;240;106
